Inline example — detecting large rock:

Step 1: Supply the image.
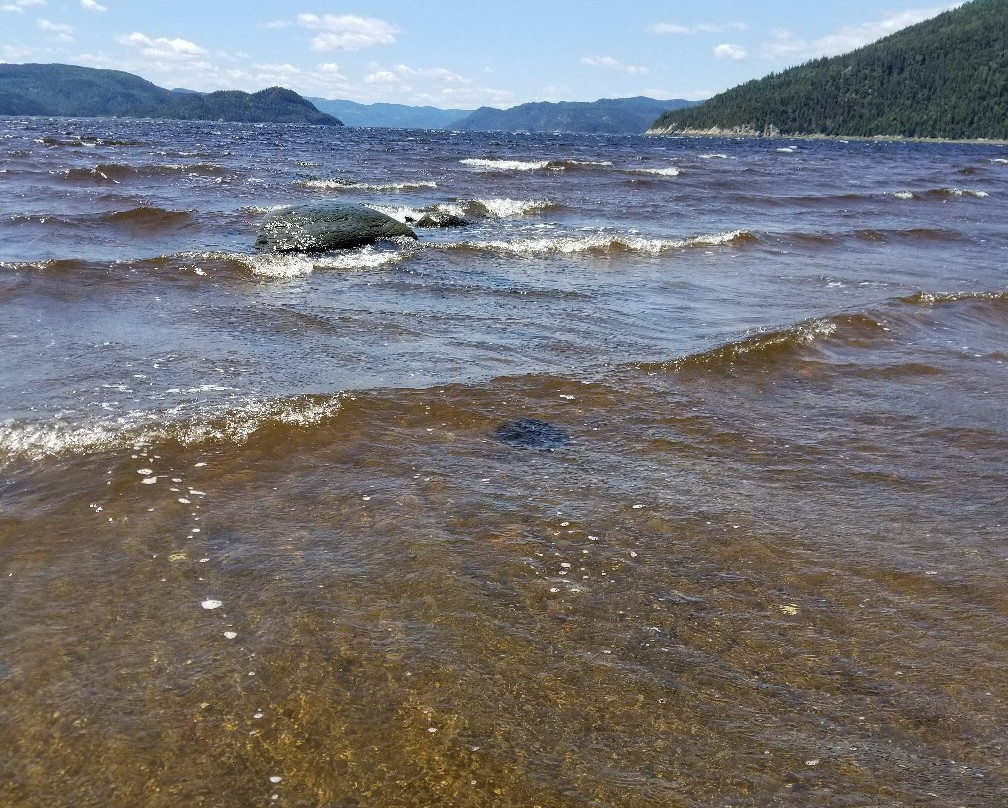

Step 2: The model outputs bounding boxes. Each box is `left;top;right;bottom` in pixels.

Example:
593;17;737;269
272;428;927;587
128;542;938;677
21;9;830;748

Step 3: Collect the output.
255;203;416;252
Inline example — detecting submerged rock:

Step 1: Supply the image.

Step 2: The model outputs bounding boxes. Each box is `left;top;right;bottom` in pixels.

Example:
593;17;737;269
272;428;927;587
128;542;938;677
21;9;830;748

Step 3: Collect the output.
255;202;416;252
492;418;571;450
408;210;468;228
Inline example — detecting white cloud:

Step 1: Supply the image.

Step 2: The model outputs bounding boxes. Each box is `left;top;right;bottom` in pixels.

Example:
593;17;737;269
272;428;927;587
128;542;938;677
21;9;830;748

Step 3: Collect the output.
713;43;747;61
581;56;649;75
297;14;398;51
361;62;513;107
37;18;73;41
251;62;306;86
650;22;747;35
1;0;45;12
763;5;962;63
118;32;209;60
80;0;106;11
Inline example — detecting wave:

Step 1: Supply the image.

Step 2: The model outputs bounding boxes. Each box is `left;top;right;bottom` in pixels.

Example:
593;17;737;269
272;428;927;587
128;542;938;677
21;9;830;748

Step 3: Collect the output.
466;198;556;218
36;135;147;148
641;289;1008;377
0;244;414;280
444;229;755;257
460;158;552;171
367;198;558;225
208;245;414;278
629;166;681;177
640;317;848;374
853;227;964;242
459;157;614;172
100;206;196;230
901;289;1008;307
886;188;990;200
0;393;346;465
54;162;235;184
295;178;438;192
4;206;198;234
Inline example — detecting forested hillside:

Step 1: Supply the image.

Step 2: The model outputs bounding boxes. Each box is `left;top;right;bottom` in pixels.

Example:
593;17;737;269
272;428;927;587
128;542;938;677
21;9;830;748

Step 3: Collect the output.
0;63;342;125
650;0;1008;140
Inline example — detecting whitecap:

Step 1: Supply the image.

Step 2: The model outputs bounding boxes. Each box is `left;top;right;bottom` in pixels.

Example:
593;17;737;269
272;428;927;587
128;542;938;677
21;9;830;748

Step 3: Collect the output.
630;166;680;177
460;158;550;171
296;178;437;192
451;229;752;257
472;198;552;218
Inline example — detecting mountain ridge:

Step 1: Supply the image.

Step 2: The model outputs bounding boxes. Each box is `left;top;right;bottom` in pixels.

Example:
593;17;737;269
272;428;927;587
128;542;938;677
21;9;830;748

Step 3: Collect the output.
452;96;698;134
0;63;342;125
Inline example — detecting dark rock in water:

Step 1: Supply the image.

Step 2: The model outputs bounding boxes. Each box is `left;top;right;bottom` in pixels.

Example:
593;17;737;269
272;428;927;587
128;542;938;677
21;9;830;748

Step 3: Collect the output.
255;203;416;252
492;418;571;450
408;210;468;228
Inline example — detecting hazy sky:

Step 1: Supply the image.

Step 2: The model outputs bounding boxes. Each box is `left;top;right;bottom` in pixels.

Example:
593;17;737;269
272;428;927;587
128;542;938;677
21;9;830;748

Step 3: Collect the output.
1;1;964;108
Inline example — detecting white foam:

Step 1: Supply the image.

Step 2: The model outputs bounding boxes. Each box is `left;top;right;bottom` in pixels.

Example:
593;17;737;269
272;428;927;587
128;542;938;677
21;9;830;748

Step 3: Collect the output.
0;394;345;464
455;229;751;257
699;153;733;160
201;599;223;610
229;245;409;278
296;178;437;191
631;166;681;177
460;158;550;171
888;191;916;200
475;198;552;218
237;252;316;278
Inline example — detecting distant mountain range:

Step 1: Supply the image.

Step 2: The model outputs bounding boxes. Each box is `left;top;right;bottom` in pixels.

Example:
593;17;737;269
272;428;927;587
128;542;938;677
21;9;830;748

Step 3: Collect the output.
0;63;342;125
310;95;696;133
649;0;1008;140
308;98;471;129
0;63;694;133
451;97;697;134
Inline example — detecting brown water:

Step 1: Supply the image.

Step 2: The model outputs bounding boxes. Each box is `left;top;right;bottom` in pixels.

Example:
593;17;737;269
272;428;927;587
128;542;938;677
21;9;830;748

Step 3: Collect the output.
1;118;1006;806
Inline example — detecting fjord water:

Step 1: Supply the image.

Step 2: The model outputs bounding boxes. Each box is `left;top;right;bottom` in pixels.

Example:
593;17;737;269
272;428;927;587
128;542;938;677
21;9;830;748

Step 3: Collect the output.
1;117;1006;807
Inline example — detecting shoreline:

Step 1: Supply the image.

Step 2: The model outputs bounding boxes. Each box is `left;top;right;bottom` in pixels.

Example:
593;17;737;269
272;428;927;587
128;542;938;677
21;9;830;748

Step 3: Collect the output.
645;126;1008;147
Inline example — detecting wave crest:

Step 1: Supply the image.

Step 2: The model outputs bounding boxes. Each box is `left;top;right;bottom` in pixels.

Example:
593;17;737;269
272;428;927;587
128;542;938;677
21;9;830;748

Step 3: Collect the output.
0;394;345;464
448;230;755;257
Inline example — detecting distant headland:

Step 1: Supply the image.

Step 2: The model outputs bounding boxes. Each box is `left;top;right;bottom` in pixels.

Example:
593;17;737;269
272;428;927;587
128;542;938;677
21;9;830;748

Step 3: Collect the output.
0;63;343;126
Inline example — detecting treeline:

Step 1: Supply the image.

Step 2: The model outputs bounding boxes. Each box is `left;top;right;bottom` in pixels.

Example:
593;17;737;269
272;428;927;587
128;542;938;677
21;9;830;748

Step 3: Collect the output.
651;0;1008;140
0;63;342;125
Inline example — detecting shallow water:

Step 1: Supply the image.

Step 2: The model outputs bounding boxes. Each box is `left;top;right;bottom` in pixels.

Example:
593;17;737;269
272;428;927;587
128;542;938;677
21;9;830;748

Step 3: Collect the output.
1;117;1006;806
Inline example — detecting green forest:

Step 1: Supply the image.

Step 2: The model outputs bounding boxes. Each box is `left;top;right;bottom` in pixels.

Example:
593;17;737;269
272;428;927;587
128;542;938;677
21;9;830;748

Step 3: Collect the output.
0;64;342;125
650;0;1008;140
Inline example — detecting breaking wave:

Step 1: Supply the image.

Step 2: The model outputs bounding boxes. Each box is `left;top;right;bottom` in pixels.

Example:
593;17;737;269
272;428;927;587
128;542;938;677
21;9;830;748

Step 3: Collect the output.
0;393;346;465
295;178;438;192
445;229;755;257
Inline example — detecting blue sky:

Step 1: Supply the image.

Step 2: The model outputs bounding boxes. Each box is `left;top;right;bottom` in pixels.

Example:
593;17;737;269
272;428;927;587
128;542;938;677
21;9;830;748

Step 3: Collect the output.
2;1;964;108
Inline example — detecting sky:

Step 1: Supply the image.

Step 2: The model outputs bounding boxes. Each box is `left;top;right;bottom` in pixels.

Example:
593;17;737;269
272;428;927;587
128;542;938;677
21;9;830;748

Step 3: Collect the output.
1;1;965;109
